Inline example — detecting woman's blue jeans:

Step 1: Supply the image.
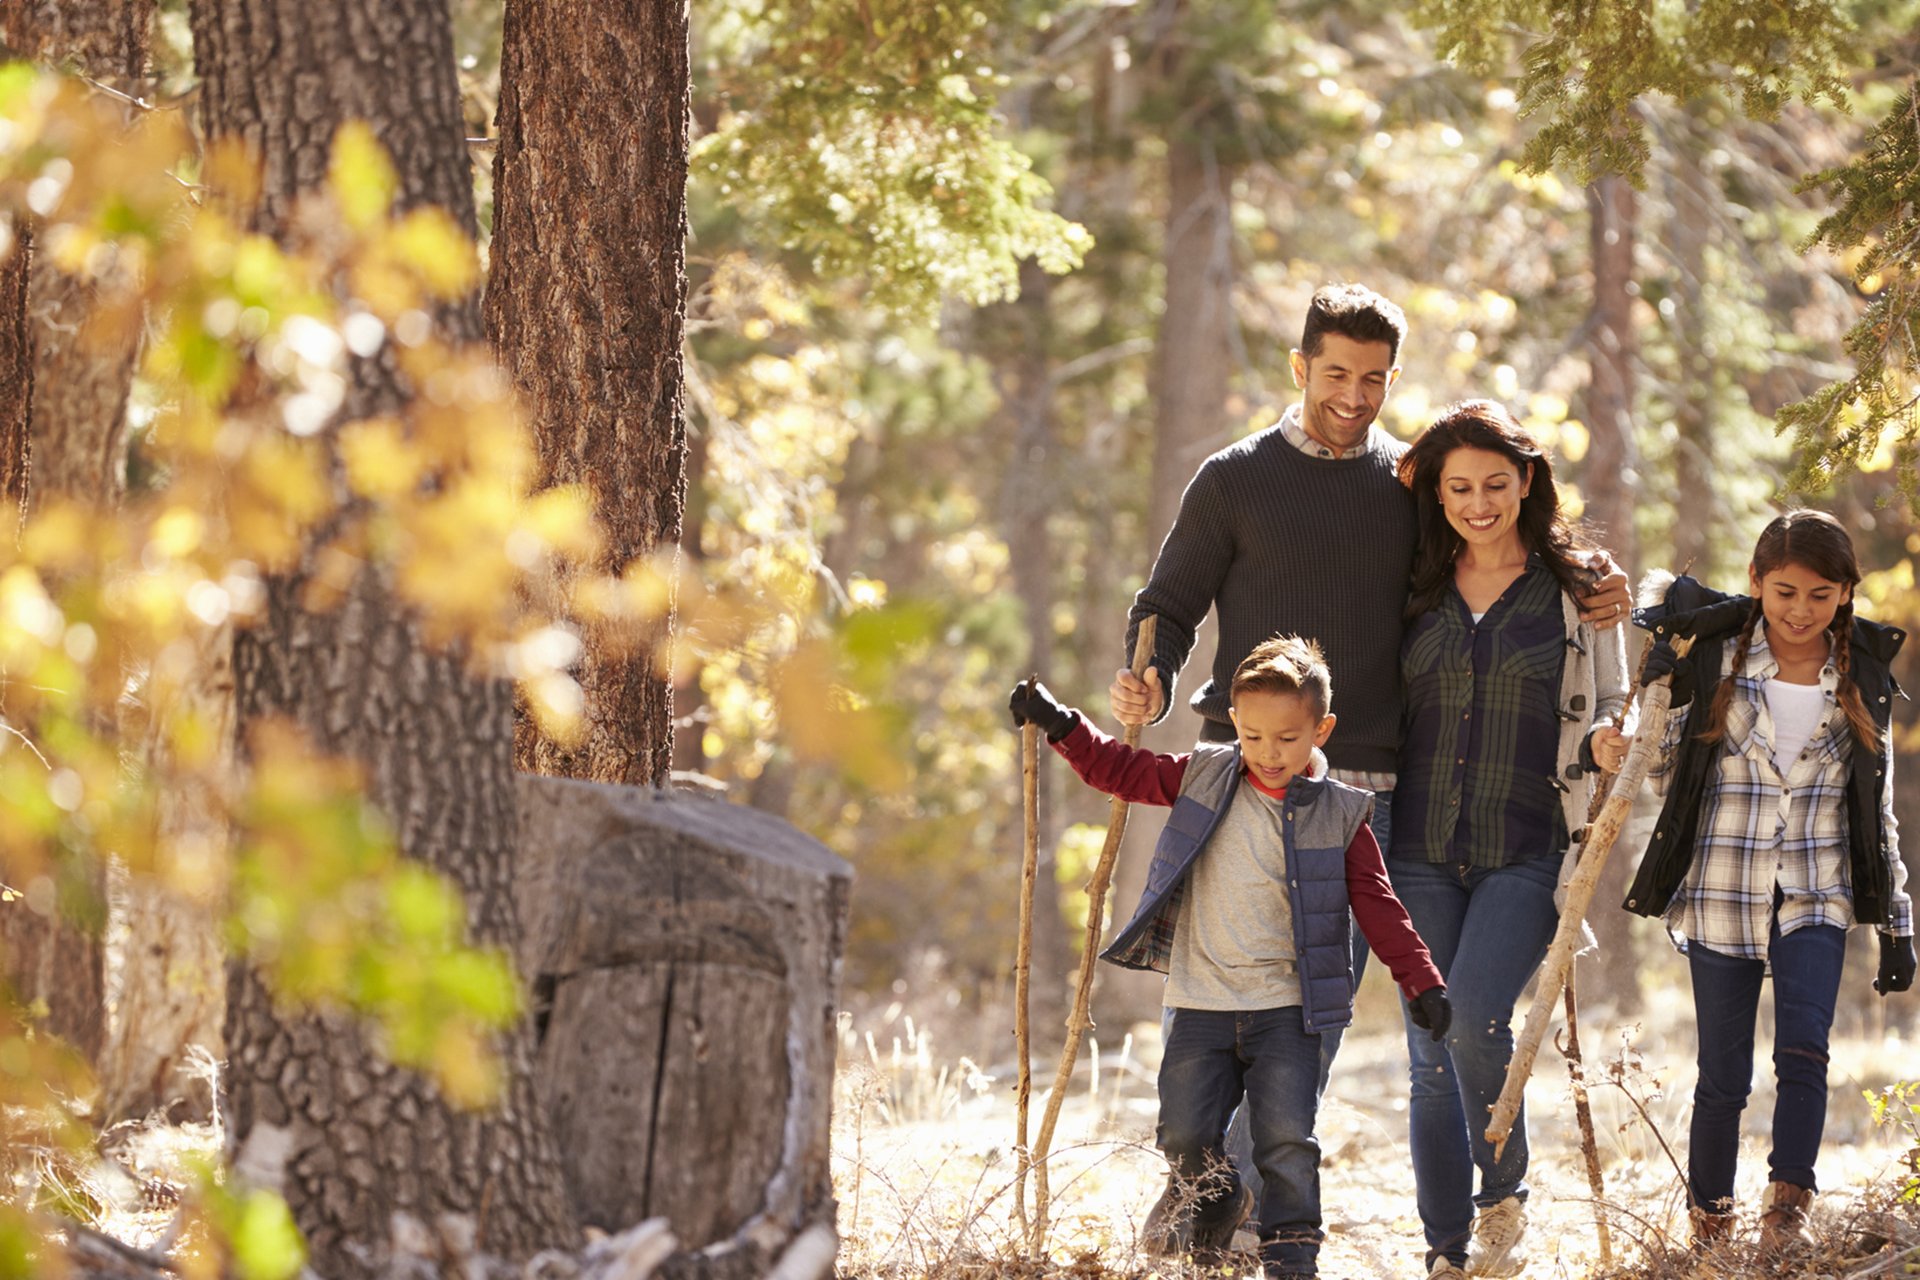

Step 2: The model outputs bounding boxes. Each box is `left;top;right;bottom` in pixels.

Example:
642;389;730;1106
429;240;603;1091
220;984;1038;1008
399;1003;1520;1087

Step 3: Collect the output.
1686;921;1846;1211
1387;853;1559;1267
1159;1005;1325;1273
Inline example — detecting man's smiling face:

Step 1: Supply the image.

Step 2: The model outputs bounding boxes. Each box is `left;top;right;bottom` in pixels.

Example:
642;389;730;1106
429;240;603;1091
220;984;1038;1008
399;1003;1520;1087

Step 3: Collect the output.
1290;333;1399;455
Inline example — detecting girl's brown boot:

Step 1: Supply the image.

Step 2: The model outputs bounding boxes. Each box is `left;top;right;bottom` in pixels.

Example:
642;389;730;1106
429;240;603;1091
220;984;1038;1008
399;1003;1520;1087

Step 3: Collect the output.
1689;1205;1734;1252
1758;1181;1814;1253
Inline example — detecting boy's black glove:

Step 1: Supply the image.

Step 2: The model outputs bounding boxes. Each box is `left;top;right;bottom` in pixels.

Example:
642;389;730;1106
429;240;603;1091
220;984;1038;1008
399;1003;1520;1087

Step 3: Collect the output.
1009;677;1077;743
1641;636;1695;707
1875;933;1916;996
1406;986;1452;1041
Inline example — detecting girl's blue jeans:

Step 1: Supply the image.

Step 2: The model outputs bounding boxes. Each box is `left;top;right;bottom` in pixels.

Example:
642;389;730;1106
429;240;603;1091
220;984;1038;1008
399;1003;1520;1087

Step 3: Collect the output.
1685;921;1846;1211
1387;852;1559;1267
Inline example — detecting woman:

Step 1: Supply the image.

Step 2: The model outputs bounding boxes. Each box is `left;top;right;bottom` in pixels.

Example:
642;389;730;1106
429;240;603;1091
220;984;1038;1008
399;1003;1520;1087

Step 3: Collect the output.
1389;400;1631;1280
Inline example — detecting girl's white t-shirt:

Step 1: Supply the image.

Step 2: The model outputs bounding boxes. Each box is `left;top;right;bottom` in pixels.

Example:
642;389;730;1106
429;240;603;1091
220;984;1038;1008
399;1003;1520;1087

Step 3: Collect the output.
1764;677;1828;772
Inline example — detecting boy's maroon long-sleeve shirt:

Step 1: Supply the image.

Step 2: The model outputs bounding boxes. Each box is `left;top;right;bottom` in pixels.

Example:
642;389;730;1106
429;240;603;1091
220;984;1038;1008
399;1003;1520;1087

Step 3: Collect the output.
1054;716;1444;999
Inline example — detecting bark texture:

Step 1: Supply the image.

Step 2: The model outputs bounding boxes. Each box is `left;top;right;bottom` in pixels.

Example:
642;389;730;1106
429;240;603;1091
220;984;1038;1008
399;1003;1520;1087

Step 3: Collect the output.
485;0;690;787
189;0;577;1270
1582;174;1643;1014
994;258;1071;1030
0;0;151;77
1108;26;1238;1022
0;232;29;517
516;776;850;1253
1582;176;1640;573
0;0;150;1079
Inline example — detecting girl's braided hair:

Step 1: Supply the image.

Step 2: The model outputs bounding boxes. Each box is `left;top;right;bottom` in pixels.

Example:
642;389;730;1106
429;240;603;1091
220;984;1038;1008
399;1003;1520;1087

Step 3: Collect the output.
1695;508;1880;748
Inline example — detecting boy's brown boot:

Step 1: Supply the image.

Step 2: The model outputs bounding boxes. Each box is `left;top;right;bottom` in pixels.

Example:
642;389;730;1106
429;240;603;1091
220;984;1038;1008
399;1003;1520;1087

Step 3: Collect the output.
1688;1205;1734;1252
1758;1181;1814;1253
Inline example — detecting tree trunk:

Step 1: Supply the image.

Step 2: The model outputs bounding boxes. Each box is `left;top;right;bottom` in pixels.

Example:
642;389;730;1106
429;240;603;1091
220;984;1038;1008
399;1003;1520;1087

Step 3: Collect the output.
515;776;850;1255
995;257;1073;1031
0;0;152;1081
1582;174;1642;1014
1108;68;1238;1025
1582;176;1639;573
0;0;151;75
0;232;30;518
1664;118;1715;577
669;423;710;778
189;0;577;1271
484;0;690;788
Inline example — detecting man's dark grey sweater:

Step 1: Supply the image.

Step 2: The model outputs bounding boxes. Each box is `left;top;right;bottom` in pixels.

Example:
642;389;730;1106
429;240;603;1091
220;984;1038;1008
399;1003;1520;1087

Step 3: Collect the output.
1126;418;1418;772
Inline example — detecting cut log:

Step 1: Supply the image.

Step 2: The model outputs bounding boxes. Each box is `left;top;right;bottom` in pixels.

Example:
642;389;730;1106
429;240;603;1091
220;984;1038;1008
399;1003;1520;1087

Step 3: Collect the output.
516;775;852;1267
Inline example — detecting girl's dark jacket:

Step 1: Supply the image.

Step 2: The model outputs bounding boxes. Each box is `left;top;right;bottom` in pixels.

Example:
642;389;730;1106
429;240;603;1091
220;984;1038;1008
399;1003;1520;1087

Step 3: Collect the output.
1622;574;1907;924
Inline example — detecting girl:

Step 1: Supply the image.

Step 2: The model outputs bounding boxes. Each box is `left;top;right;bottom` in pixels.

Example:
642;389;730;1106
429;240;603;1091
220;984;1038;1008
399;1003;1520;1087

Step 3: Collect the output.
1391;401;1632;1280
1625;508;1916;1252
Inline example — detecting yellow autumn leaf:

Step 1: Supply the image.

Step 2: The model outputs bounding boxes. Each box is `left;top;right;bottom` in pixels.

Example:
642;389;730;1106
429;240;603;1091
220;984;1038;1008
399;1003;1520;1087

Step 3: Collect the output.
18;500;95;573
387;207;479;299
431;1024;502;1109
328;121;398;233
338;416;425;500
149;506;206;560
521;486;602;562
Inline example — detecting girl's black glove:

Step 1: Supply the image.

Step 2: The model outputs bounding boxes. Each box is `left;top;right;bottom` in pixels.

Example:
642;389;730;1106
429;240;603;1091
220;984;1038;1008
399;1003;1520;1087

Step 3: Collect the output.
1406;986;1452;1041
1875;933;1916;996
1641;636;1695;707
1008;677;1077;743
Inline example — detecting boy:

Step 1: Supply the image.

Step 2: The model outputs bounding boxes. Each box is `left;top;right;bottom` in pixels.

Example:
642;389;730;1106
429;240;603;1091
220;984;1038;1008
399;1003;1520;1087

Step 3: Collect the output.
1010;636;1448;1280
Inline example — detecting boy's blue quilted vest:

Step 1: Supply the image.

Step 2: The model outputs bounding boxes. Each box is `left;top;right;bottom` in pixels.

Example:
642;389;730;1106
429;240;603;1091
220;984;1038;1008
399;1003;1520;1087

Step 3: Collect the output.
1098;743;1374;1034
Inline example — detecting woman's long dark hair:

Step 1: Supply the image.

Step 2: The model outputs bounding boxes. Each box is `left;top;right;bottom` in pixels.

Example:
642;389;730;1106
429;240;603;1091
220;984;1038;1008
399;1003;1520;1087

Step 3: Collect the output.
1696;508;1879;749
1398;399;1601;621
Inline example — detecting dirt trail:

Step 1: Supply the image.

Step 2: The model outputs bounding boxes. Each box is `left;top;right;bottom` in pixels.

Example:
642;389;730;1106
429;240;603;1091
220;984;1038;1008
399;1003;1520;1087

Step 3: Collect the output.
835;985;1919;1278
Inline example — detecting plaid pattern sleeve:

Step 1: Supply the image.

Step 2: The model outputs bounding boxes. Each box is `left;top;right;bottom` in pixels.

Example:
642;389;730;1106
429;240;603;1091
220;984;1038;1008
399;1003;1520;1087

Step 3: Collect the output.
1671;632;1870;958
1394;560;1570;867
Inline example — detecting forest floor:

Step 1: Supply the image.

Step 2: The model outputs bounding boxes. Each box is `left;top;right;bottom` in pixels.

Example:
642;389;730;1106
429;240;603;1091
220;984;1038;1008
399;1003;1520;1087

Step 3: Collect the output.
833;970;1920;1280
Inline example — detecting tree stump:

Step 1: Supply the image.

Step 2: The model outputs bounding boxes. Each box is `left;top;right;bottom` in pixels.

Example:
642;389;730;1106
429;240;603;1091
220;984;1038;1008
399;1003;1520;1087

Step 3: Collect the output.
515;776;852;1263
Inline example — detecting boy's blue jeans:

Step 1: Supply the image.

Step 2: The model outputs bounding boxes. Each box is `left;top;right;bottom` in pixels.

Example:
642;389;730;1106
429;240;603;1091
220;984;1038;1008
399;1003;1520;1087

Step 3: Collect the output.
1387;852;1559;1267
1159;1005;1324;1274
1221;801;1387;1205
1686;921;1847;1211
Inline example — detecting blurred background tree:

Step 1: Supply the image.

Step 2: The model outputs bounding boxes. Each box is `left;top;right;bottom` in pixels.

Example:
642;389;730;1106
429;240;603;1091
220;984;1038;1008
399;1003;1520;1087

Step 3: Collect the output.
5;0;1920;1268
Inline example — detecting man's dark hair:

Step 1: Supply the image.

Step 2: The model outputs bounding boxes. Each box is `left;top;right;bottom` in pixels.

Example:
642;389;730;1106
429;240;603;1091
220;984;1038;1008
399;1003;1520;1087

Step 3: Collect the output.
1300;283;1408;365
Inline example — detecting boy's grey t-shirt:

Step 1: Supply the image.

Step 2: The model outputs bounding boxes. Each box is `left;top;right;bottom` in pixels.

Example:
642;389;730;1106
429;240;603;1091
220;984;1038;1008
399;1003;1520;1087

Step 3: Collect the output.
1164;778;1302;1010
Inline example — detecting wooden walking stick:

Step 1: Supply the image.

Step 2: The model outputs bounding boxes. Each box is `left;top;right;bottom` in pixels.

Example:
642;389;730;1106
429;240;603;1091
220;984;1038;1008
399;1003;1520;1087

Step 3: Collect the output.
1027;616;1157;1256
1555;631;1660;1267
1486;637;1693;1160
1559;970;1613;1265
1013;717;1039;1241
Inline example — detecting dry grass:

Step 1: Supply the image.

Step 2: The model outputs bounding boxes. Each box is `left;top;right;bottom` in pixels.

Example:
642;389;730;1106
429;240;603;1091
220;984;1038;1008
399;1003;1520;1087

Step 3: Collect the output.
832;982;1920;1280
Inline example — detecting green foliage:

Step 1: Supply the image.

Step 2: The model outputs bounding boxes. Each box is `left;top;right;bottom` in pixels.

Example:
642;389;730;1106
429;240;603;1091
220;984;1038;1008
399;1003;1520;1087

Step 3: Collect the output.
1865;1080;1920;1202
694;0;1091;316
187;1161;309;1280
1412;0;1856;182
0;69;649;1111
1780;88;1920;507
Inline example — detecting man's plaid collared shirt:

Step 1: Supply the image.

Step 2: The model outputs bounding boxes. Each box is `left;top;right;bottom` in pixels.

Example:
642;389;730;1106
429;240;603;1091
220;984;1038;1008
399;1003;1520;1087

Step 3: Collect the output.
1652;628;1914;959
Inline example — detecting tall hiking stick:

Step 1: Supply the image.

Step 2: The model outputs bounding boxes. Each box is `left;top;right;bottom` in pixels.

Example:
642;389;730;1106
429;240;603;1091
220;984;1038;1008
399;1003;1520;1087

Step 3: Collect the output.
1027;615;1157;1256
1013;719;1039;1241
1557;630;1656;1270
1559;973;1612;1265
1486;638;1693;1159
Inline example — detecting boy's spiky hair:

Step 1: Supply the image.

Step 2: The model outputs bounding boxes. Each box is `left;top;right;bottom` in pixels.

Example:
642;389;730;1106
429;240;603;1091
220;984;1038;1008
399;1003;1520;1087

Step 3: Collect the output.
1230;634;1332;718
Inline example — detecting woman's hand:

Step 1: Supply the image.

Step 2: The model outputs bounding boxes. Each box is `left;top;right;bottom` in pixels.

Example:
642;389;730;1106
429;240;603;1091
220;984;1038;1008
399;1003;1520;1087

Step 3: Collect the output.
1589;726;1630;774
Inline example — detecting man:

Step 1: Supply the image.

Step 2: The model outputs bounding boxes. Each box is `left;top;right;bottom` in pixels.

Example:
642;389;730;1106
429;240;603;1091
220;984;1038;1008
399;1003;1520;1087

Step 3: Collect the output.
1114;283;1629;1256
